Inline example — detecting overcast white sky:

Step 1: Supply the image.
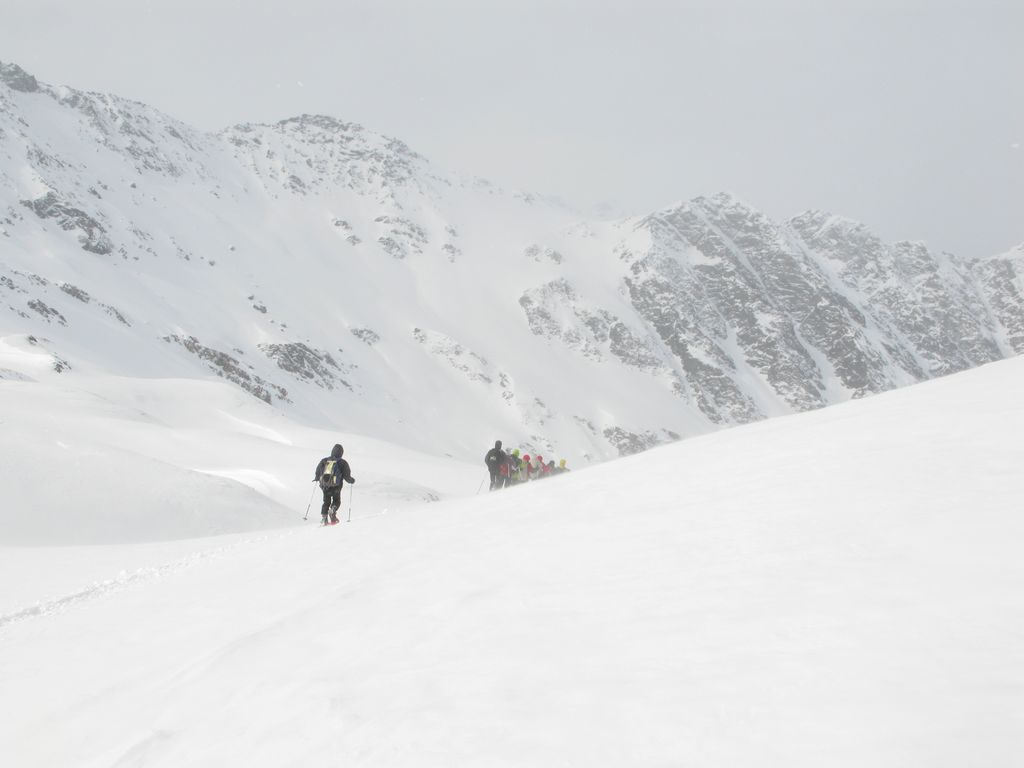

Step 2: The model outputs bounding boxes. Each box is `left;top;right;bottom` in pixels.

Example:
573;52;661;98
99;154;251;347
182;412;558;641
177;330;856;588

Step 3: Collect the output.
2;0;1021;256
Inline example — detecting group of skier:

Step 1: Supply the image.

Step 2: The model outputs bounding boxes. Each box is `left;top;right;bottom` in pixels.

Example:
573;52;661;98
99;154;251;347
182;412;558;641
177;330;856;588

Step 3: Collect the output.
484;440;569;490
309;438;570;526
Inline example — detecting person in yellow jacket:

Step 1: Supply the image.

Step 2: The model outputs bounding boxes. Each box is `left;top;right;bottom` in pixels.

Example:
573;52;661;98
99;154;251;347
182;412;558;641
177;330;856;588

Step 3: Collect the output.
508;448;524;484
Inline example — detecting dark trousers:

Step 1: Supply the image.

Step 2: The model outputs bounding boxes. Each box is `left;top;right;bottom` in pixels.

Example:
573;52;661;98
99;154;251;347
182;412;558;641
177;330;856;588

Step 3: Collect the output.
322;486;341;516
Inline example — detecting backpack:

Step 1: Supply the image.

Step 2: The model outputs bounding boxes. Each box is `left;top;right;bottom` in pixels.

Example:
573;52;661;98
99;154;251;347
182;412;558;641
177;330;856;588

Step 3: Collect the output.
319;459;341;490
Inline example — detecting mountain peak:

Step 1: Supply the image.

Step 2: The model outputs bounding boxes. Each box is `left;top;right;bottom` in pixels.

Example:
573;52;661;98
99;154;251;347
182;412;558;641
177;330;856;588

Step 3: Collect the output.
652;191;754;220
275;113;364;134
972;241;1024;264
225;114;365;139
0;61;40;93
789;209;874;241
227;113;423;163
696;191;747;208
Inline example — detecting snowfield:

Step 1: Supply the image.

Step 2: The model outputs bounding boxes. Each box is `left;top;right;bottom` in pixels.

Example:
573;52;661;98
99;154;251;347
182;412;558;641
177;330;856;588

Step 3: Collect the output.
1;356;1022;766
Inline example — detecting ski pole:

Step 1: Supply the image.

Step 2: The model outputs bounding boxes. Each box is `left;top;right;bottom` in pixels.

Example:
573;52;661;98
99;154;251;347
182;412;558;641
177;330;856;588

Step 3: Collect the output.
347;484;355;523
303;485;317;520
476;477;485;494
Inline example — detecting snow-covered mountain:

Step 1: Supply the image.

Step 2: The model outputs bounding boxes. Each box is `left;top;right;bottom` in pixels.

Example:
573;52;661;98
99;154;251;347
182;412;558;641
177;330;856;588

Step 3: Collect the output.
2;60;1021;463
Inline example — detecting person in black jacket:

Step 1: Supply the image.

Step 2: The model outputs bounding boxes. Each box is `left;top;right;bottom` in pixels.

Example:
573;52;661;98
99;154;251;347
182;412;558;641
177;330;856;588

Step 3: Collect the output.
313;443;355;524
484;440;506;491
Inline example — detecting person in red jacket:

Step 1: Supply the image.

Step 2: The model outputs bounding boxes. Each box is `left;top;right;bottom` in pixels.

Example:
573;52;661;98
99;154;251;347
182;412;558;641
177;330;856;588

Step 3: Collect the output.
498;455;511;488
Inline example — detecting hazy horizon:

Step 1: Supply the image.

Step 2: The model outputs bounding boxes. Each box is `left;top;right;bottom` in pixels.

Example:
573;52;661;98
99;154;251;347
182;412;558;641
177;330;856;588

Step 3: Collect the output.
2;0;1021;257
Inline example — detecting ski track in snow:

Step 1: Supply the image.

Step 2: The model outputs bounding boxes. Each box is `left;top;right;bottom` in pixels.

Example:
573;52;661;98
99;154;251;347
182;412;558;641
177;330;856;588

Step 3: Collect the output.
0;532;286;632
0;509;392;633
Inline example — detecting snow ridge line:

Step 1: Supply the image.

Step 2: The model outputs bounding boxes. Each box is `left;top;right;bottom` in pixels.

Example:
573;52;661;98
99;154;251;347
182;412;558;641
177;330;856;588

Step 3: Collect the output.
0;532;285;633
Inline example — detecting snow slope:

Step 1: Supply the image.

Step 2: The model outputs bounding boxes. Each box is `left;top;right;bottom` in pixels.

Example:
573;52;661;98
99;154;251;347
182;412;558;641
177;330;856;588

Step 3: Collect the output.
1;356;1021;766
0;357;482;545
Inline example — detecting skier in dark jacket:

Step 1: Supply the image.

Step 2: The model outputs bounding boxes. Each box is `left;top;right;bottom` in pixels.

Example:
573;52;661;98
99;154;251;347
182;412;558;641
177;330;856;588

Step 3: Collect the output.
313;443;355;524
484;440;506;491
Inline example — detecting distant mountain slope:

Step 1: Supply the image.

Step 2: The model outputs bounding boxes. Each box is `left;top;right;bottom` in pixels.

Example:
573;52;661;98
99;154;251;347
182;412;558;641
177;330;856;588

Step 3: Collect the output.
1;61;1020;461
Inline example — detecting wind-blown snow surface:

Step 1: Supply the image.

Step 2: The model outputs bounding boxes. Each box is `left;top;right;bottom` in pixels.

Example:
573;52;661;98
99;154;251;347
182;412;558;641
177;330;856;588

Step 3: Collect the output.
0;363;479;546
2;357;1022;766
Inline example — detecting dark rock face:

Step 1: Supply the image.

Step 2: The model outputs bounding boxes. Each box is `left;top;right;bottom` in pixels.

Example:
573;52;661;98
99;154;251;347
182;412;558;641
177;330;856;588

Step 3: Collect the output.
27;299;67;326
622;201;783;424
259;343;352;391
524;244;564;264
520;279;663;371
350;328;380;346
374;216;428;260
101;303;131;326
222;114;427;200
613;194;1017;427
164;335;290;404
968;245;1024;355
0;62;39;93
412;327;493;385
789;211;1003;377
60;284;91;303
20;192;113;255
25;334;70;372
602;427;675;457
